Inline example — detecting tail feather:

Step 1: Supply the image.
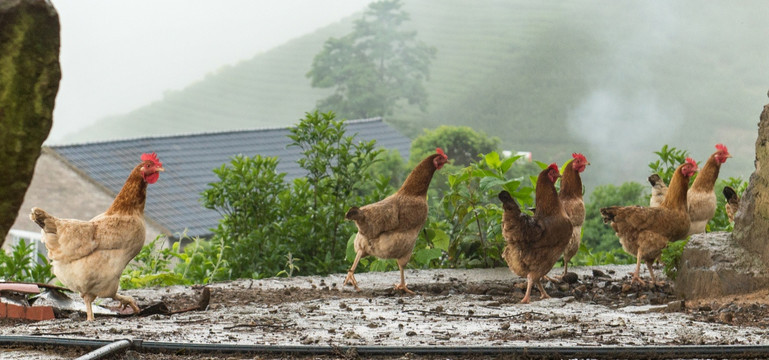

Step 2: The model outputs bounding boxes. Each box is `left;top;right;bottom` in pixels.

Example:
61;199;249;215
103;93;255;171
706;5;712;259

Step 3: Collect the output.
723;186;739;203
498;191;521;215
29;207;56;234
345;206;362;221
648;174;663;187
599;207;618;224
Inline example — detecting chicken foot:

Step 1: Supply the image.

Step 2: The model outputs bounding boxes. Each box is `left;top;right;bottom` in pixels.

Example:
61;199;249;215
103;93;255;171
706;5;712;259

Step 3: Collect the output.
393;257;415;295
631;248;647;286
343;250;364;291
645;260;663;287
113;293;140;314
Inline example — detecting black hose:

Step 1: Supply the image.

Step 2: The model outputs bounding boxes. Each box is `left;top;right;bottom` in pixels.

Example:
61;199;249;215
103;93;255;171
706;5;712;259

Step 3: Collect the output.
3;336;769;359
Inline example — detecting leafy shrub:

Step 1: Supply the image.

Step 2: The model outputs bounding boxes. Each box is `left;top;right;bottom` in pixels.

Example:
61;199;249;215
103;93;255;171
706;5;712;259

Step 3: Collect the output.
121;233;231;289
648;144;690;186
581;182;647;253
441;151;535;268
0;239;53;283
199;111;388;279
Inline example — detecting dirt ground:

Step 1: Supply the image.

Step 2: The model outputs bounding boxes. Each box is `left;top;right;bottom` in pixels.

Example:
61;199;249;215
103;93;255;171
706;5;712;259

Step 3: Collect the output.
3;265;769;358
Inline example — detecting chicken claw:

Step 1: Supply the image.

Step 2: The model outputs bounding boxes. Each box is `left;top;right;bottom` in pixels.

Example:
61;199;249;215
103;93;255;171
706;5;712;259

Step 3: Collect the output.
114;294;140;314
343;270;360;291
631;274;646;286
393;283;415;295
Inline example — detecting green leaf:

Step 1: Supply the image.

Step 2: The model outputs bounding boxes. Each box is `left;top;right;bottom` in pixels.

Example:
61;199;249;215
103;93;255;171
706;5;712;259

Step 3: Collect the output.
431;229;450;251
484;151;501;168
479;176;508;192
413;248;443;265
346;233;357;263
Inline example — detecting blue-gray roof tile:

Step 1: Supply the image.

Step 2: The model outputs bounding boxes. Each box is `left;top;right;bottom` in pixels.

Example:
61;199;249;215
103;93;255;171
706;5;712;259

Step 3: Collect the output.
50;118;410;238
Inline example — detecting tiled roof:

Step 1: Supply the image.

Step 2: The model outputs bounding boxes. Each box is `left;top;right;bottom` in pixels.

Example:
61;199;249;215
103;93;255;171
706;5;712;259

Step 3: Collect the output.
50;118;410;238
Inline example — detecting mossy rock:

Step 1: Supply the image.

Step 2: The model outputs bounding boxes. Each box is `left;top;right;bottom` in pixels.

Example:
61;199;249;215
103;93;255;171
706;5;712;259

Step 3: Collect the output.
0;0;61;246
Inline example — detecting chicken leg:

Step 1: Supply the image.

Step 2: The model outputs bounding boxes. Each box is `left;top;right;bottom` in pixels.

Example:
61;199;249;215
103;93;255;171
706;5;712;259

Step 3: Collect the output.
82;293;96;321
521;273;535;304
343;250;364;291
535;278;550;300
631;248;646;285
645;260;661;286
393;256;414;295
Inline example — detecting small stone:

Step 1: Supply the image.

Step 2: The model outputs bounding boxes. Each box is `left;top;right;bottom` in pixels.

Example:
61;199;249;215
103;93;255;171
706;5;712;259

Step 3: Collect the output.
592;269;608;278
666;300;684;312
621;284;632;293
562;272;579;284
719;312;733;323
406;331;417;336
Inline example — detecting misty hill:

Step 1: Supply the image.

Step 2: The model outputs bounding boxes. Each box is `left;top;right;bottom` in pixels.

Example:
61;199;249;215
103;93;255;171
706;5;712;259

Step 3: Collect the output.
63;0;769;188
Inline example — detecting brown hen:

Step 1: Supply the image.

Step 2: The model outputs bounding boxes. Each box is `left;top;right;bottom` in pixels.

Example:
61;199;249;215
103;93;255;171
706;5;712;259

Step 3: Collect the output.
499;163;572;303
344;148;448;294
601;158;698;286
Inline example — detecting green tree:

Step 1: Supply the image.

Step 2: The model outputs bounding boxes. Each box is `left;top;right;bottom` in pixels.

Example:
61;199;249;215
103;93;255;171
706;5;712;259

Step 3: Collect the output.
307;0;437;119
581;182;647;253
409;126;501;167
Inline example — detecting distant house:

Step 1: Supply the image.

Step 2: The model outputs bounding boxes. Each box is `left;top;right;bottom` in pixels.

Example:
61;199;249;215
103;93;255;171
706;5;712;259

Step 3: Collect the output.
6;118;411;249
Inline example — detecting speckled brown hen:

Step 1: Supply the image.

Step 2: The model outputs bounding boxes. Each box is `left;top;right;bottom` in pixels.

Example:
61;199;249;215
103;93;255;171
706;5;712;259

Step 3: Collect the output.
557;153;589;278
601;158;698;286
499;163;572;303
29;153;164;321
344;148;448;294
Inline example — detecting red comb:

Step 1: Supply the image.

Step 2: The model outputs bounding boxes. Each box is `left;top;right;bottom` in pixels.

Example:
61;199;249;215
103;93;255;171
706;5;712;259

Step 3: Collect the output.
141;152;162;167
548;163;559;171
716;143;728;153
685;157;697;168
436;148;447;158
572;153;586;161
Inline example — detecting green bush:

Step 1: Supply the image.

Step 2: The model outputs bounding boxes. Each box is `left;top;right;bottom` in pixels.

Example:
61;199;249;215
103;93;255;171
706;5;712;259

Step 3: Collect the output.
0;239;53;283
581;182;647;253
198;111;387;279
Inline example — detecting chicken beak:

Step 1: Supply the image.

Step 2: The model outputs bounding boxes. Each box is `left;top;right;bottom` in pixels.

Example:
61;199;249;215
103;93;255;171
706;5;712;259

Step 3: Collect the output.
157;167;165;172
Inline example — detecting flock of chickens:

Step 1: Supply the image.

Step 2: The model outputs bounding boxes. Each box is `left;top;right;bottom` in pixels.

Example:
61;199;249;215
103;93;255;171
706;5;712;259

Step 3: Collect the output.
26;144;735;321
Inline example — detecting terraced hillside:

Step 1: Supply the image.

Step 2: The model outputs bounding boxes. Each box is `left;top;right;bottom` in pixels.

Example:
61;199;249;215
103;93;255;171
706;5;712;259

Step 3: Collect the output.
64;0;769;186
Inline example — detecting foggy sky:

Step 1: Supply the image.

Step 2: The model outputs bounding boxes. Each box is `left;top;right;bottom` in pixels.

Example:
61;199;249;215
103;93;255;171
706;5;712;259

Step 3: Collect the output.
48;0;373;143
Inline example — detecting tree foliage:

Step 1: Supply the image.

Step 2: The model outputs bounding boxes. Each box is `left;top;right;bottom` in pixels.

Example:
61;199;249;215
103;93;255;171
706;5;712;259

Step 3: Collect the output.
307;0;437;119
409;125;501;167
581;182;647;254
200;111;387;279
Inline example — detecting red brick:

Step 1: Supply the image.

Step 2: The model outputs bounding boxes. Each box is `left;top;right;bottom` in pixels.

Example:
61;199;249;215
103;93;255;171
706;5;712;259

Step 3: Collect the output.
27;306;55;321
6;303;25;319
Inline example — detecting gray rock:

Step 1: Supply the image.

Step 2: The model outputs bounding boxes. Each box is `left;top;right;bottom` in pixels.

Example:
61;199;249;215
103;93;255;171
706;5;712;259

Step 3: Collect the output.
675;100;769;299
